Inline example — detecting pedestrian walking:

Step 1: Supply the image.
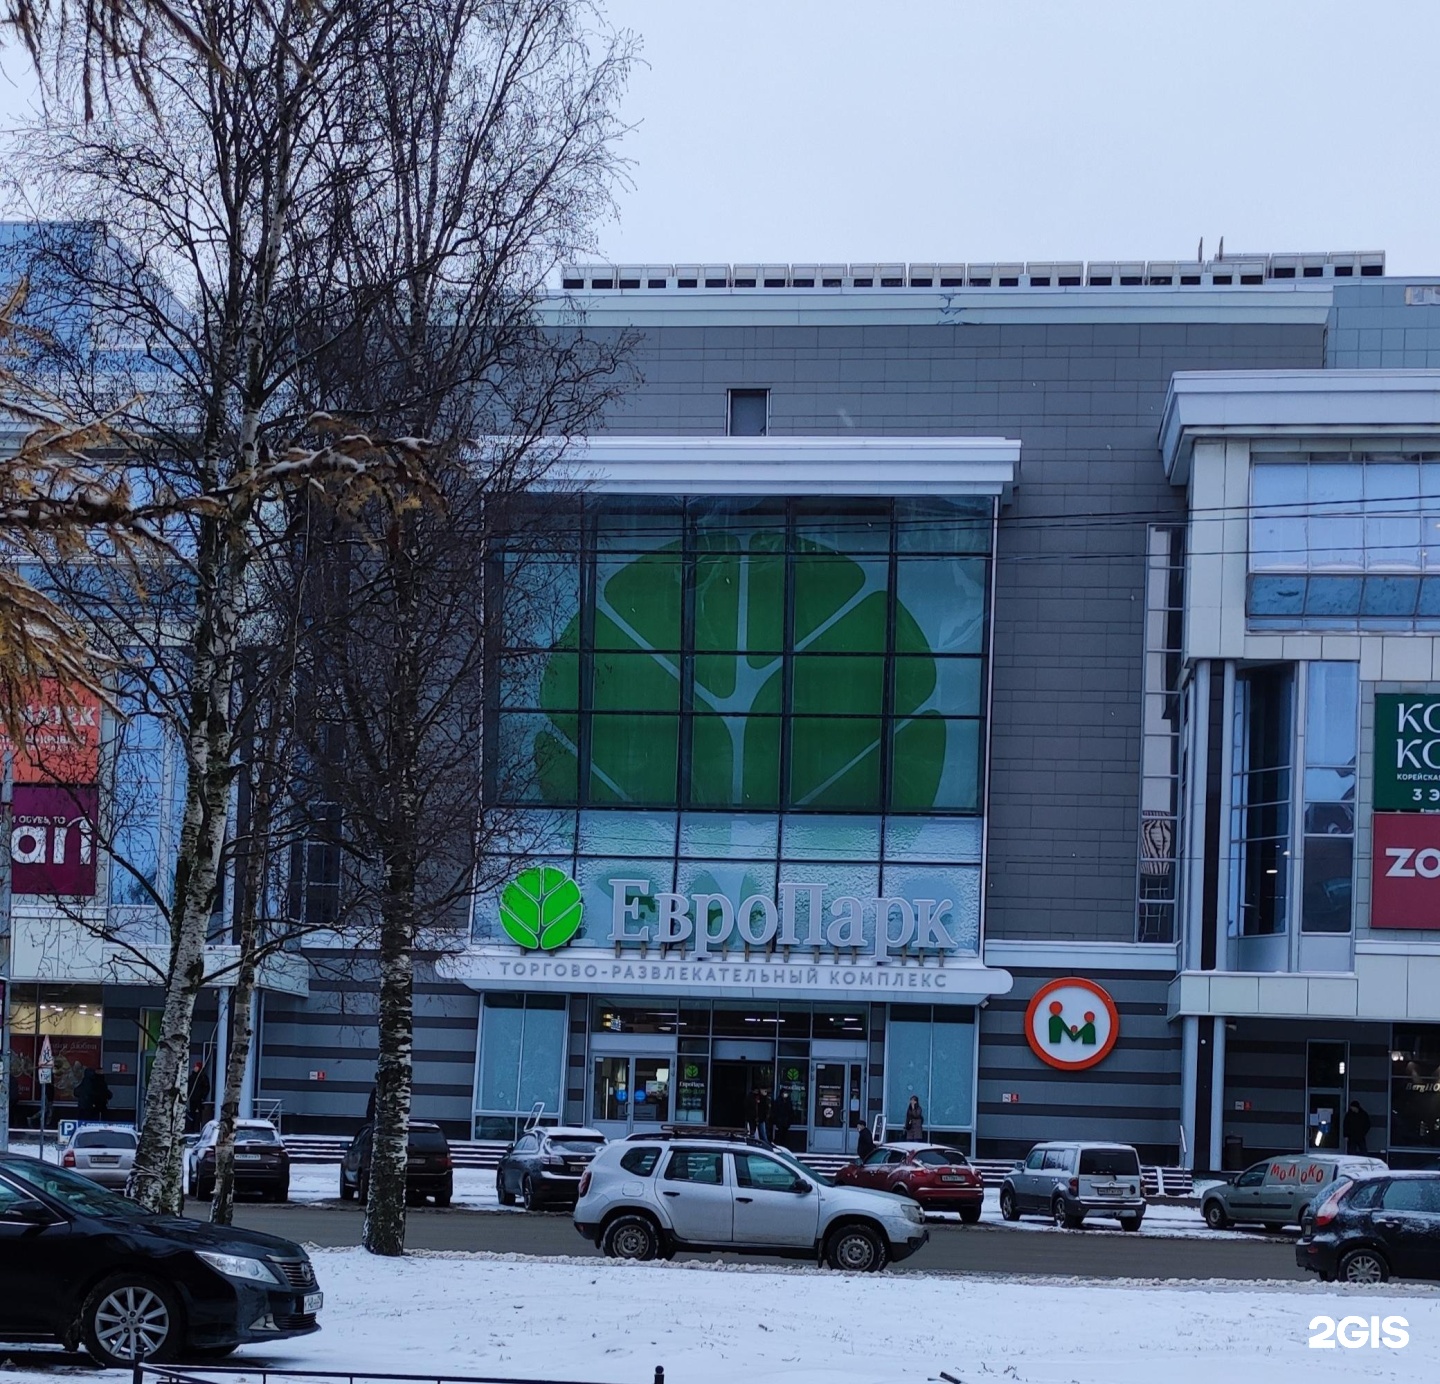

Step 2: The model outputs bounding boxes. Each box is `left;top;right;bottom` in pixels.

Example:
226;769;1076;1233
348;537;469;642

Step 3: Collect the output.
904;1093;925;1141
1342;1099;1372;1154
857;1123;877;1161
73;1065;99;1121
771;1087;793;1149
186;1059;211;1132
749;1084;772;1143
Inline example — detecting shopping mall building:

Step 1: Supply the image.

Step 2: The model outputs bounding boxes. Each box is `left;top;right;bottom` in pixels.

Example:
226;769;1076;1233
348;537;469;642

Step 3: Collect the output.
12;249;1440;1170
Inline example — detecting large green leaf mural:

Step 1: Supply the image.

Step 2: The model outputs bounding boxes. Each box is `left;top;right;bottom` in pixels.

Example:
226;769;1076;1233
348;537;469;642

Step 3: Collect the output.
531;532;953;809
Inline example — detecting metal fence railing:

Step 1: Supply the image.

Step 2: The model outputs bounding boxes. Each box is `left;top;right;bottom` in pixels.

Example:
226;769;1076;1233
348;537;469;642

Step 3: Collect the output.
136;1366;667;1384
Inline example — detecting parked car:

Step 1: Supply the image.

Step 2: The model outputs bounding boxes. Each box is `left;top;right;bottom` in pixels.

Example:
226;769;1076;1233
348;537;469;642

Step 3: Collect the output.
497;1127;606;1210
1203;1152;1387;1231
833;1142;984;1221
187;1119;290;1202
1296;1170;1440;1283
573;1131;928;1272
60;1125;137;1189
339;1121;453;1206
0;1151;321;1367
999;1141;1146;1230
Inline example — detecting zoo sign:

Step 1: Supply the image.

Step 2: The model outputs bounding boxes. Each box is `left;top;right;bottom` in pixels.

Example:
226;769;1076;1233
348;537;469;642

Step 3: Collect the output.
1024;977;1120;1072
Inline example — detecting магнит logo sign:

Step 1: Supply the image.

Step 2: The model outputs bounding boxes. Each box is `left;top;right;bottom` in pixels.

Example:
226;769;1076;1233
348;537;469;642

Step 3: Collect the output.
499;866;583;951
1024;977;1120;1071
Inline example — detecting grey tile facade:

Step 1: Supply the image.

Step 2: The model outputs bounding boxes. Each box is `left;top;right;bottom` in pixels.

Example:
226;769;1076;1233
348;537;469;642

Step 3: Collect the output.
596;317;1324;944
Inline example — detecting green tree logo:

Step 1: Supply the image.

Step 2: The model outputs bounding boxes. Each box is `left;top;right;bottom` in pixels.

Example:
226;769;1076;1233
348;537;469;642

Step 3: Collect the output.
499;866;583;950
533;533;957;808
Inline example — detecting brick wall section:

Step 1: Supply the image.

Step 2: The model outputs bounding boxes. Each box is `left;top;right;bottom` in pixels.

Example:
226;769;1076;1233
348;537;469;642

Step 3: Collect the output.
597;318;1324;941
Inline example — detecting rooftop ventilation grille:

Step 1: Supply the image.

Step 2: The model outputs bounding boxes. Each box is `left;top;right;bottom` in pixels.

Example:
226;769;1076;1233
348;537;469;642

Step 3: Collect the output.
560;252;1384;292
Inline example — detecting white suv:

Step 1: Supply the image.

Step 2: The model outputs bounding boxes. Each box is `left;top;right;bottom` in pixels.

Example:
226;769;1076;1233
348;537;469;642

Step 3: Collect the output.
573;1133;928;1272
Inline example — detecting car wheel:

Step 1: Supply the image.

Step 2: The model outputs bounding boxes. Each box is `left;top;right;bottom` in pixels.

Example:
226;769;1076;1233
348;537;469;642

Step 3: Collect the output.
435;1185;452;1208
496;1172;516;1207
602;1213;660;1261
959;1205;982;1225
999;1188;1019;1222
825;1223;888;1273
1119;1215;1142;1232
277;1181;290;1204
522;1175;539;1211
1203;1200;1229;1230
1339;1248;1389;1284
82;1274;182;1368
1052;1197;1082;1230
339;1170;355;1201
195;1176;213;1202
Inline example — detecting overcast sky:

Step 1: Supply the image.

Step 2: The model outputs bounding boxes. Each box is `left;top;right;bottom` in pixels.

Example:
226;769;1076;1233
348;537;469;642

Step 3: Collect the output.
3;0;1437;274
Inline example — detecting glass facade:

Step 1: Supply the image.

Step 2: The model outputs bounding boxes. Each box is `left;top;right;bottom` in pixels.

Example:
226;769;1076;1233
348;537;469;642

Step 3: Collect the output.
474;993;567;1139
1300;663;1356;934
1229;666;1294;937
492;496;992;814
1249;456;1440;629
884;1005;975;1136
1392;1026;1440;1154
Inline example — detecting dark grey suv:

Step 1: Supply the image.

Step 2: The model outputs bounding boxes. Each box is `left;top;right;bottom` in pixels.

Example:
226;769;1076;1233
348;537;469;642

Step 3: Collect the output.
1297;1171;1440;1283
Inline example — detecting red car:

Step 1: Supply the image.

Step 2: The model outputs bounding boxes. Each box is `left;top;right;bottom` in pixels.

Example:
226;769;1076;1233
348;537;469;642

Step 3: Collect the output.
835;1143;984;1221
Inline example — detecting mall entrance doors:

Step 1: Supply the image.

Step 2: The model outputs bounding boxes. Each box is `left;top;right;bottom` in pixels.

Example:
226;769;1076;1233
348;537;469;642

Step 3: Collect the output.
810;1058;866;1155
710;1060;774;1131
591;1054;673;1138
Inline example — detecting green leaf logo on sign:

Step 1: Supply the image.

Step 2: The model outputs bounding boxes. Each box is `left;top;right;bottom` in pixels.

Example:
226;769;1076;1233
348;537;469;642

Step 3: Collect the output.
500;866;583;951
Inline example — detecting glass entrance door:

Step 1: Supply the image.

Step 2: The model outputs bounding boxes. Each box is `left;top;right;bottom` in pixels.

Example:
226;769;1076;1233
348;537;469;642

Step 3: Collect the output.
810;1060;865;1154
591;1056;673;1137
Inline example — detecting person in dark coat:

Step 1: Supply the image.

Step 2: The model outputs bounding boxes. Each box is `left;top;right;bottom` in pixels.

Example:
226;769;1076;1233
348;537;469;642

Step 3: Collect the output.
1342;1100;1372;1154
93;1070;112;1121
770;1087;793;1149
186;1060;211;1132
903;1094;925;1141
73;1066;99;1121
748;1085;772;1142
857;1124;877;1161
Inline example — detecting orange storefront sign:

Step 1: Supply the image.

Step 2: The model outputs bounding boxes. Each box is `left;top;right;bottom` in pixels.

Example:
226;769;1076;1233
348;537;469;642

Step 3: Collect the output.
0;679;103;784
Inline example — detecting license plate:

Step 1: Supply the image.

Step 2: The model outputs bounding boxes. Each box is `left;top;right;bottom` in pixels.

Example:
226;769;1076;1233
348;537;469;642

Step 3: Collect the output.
237;1154;262;1162
1094;1183;1121;1196
940;1174;965;1183
303;1292;323;1314
92;1156;119;1165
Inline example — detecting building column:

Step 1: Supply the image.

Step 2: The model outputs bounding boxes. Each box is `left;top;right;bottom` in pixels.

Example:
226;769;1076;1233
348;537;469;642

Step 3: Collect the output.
1179;1014;1199;1169
1208;1015;1228;1172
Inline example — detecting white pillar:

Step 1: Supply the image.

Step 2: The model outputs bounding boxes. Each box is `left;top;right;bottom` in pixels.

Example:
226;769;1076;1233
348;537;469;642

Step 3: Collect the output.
1179;1014;1199;1169
239;989;260;1119
213;988;230;1122
1208;1017;1228;1172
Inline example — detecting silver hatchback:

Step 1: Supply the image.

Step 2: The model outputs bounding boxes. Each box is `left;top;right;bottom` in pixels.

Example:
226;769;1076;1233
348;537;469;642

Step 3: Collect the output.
60;1125;137;1188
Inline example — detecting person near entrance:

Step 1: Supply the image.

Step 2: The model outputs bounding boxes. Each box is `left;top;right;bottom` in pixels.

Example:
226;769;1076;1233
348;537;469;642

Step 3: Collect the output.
748;1085;772;1143
1342;1099;1371;1154
904;1094;925;1141
771;1086;793;1149
857;1123;876;1161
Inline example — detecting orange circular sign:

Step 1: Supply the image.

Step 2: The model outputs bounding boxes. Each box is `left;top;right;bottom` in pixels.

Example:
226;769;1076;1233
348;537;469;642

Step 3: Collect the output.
1024;977;1120;1071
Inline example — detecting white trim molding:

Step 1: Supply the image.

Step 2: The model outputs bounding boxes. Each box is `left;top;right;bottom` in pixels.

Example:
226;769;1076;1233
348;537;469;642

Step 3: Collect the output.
1159;369;1440;484
552;435;1020;500
1168;951;1440;1022
983;939;1181;973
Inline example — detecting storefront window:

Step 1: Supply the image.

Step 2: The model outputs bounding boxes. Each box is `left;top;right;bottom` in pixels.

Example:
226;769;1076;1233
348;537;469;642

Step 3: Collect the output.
1392;1026;1440;1151
1301;662;1356;933
885;1005;975;1135
6;985;104;1110
1229;666;1294;936
475;994;565;1137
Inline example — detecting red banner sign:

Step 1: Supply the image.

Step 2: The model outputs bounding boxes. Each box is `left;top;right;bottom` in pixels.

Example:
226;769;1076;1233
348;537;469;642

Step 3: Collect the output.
0;680;102;784
11;785;99;896
1371;812;1440;929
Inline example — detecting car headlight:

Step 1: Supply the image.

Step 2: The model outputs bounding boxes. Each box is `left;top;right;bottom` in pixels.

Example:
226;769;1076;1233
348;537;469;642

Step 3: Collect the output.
195;1251;284;1286
901;1203;924;1224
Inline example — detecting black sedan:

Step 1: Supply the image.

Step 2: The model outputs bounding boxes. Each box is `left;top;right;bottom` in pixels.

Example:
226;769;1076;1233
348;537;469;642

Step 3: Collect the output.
496;1127;606;1210
1297;1170;1440;1283
0;1152;320;1367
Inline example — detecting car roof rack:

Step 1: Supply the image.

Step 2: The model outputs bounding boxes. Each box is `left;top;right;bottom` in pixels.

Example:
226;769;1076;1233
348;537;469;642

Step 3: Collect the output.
622;1125;771;1147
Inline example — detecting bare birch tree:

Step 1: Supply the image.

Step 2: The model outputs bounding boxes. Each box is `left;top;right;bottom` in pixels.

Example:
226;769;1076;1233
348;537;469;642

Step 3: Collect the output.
4;2;424;1212
285;0;635;1255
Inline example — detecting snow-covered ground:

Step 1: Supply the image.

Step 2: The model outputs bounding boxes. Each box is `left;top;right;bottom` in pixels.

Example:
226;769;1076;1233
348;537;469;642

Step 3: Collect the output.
10;1249;1440;1384
286;1165;1278;1239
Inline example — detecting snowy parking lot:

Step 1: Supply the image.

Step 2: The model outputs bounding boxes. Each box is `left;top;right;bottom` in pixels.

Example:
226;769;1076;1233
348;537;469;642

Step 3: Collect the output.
285;1164;1279;1240
6;1249;1440;1384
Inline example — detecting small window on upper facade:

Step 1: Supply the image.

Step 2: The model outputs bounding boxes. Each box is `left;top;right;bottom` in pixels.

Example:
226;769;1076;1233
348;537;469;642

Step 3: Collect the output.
727;389;769;437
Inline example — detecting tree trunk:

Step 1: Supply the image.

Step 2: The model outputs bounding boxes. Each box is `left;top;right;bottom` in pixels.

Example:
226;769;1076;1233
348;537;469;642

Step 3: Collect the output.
363;856;415;1256
209;951;258;1225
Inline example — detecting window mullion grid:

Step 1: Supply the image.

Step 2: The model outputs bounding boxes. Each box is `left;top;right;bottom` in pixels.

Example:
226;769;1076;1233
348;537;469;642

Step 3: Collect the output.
678;499;697;811
879;501;899;819
577;504;597;806
779;499;797;811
